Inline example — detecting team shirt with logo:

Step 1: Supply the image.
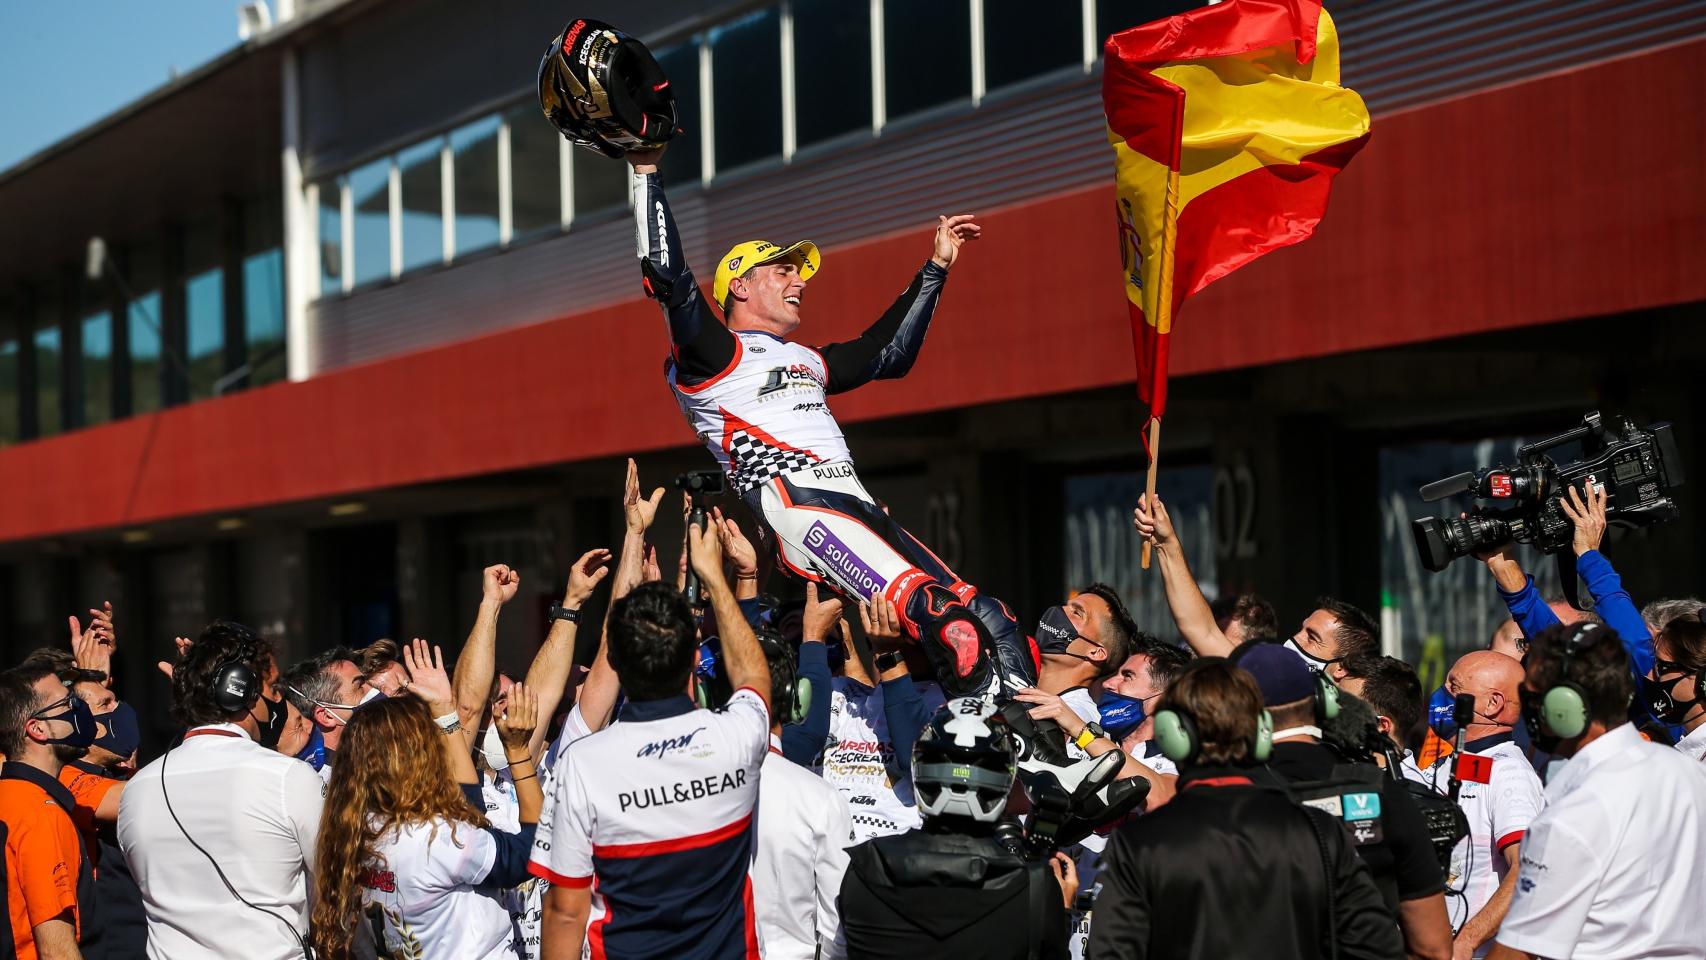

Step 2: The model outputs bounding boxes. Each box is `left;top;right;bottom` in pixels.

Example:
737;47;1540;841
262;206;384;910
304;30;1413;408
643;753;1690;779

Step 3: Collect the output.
363;819;516;960
529;690;770;959
816;676;946;842
1422;733;1545;943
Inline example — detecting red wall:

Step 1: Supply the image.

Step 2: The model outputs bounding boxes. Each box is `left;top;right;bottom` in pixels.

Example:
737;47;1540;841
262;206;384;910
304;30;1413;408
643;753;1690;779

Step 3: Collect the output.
4;39;1703;543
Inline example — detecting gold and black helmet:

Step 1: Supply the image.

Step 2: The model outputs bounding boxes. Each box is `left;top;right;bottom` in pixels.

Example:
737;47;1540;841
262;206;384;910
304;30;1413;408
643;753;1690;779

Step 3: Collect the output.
537;18;678;158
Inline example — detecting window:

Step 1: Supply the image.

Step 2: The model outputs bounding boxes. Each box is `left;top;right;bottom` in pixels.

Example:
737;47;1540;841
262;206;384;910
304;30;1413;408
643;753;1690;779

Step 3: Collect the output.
884;0;971;119
1064;466;1216;621
128;291;163;416
507;103;561;236
572;146;628;218
984;0;1081;90
0;315;18;444
655;42;703;187
399;139;444;271
1097;0;1199;45
185;269;223;399
349;158;391;286
34;315;61;438
452;118;501;256
711;9;782;173
81;310;112;426
243;194;286;386
793;0;872;147
316;180;342;295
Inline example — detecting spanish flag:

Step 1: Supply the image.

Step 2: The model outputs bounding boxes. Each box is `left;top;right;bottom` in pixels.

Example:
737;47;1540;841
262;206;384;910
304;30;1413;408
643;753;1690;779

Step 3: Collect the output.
1103;0;1370;446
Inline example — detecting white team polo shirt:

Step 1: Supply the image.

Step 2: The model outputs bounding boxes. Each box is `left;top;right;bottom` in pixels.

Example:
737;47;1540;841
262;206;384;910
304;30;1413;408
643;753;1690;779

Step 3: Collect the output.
1497;723;1706;959
529;690;769;960
118;723;325;960
817;676;945;842
1421;733;1545;941
363;818;514;959
1674;721;1706;762
753;735;853;960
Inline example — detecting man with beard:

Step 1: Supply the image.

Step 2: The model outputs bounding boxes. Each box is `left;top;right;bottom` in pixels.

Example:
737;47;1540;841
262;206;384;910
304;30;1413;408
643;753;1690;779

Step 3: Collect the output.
1;663;100;959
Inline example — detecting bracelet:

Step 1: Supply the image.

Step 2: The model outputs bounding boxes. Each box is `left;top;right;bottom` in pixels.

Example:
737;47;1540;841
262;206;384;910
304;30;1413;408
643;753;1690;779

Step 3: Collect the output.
510;773;537;783
437;721;462;735
434;711;461;733
735;572;759;580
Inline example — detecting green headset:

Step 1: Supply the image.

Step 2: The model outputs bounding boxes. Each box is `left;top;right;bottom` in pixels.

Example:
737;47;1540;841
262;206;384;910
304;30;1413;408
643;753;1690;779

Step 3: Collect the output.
1312;669;1342;724
1536;621;1612;740
1155;704;1274;765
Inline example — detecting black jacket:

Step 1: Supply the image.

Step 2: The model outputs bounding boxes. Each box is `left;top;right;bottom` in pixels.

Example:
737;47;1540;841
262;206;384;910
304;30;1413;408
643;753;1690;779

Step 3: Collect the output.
839;827;1069;960
1087;767;1403;960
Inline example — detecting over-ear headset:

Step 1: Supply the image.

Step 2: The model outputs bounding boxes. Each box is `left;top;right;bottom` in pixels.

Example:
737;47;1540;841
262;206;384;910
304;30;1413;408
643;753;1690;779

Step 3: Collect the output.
1154;704;1274;765
1538;621;1607;740
756;631;812;726
1312;669;1341;725
212;640;263;716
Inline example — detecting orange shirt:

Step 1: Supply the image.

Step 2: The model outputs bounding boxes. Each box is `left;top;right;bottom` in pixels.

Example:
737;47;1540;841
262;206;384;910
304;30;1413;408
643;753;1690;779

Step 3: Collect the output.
58;762;121;850
2;762;86;960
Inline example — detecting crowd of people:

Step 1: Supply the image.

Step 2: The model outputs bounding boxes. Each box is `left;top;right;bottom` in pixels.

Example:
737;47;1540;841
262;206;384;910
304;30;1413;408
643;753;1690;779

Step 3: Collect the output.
3;462;1705;960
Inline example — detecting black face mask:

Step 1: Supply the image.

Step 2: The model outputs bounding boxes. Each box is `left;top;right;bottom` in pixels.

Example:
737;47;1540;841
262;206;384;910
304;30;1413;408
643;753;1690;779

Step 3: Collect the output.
252;692;288;751
1641;670;1702;726
1036;606;1082;654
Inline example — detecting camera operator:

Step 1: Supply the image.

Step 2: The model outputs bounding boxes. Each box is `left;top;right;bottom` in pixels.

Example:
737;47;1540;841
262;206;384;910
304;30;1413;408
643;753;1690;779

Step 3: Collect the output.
529;518;771;960
1240;645;1451;960
1417;653;1545;959
1479;484;1654;681
838;697;1072;959
1646;617;1706;760
1087;659;1402;959
1338;654;1431;785
119;621;323;960
1487;622;1706;959
1133;495;1377;680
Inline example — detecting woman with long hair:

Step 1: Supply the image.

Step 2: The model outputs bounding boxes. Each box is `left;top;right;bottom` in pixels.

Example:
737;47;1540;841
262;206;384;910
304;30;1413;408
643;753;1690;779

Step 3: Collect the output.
311;639;543;959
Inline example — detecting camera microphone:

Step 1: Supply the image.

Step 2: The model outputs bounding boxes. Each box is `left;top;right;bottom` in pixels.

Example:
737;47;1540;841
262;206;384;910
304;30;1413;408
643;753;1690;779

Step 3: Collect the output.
1448;693;1475;803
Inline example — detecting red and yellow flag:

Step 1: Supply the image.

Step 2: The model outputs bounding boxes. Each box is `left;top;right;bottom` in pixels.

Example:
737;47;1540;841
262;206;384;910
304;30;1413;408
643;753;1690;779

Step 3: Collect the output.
1103;0;1371;446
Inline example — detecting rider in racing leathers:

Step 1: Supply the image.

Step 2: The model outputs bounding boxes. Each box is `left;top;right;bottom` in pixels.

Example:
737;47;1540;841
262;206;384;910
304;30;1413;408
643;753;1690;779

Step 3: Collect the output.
624;145;1033;699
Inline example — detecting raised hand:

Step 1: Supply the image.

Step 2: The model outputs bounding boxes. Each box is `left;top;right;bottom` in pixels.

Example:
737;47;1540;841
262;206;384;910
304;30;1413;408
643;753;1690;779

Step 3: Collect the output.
623;458;666;535
802;582;845;643
482;564;521;606
687;516;727;585
859;591;903;650
1560;481;1609;556
1133;493;1177;548
929;214;982;270
402;639;454;712
642;544;663;584
713;507;758;578
156;635;194;680
1050;852;1080;909
496;681;538;750
70;610;114;679
565;548;613;607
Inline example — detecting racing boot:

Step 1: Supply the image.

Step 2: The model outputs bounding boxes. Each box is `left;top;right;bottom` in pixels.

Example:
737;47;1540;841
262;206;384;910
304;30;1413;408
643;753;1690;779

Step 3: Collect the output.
903;582;1000;699
952;584;1037;693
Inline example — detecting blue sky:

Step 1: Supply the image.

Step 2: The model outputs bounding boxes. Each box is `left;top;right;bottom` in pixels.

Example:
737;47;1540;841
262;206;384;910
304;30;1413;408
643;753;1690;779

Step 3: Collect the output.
0;0;241;173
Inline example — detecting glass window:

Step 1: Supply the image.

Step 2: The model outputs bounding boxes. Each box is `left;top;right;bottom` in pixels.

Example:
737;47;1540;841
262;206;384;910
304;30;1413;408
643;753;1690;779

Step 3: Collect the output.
655;42;703;187
507;103;561;236
1064;466;1215;630
128;292;163;416
1;312;18;444
243;194;286;386
81;310;112;426
573;147;628;219
349;158;391;286
316;180;341;295
185;269;223;399
1097;0;1199;45
884;0;971;119
399;139;444;271
711;9;782;172
984;0;1080;90
793;0;872;147
452;118;500;257
34;317;62;438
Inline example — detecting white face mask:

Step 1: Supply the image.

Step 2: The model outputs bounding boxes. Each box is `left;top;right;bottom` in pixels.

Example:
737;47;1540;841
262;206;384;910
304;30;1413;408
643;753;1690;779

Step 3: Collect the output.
1283;639;1337;674
481;722;510;772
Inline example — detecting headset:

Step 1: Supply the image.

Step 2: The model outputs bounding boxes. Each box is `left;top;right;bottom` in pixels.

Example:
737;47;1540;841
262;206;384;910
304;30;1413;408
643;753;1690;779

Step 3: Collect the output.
756;631;812;726
1311;669;1341;725
1154;703;1274;765
1536;621;1609;740
162;641;313;959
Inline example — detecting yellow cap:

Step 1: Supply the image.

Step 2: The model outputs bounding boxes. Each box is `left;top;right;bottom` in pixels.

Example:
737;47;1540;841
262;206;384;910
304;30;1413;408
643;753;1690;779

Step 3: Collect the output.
713;239;820;311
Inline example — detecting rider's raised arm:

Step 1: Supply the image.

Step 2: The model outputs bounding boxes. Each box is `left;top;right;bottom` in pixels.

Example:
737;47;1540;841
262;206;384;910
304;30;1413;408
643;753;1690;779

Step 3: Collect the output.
813;260;946;395
630;165;738;385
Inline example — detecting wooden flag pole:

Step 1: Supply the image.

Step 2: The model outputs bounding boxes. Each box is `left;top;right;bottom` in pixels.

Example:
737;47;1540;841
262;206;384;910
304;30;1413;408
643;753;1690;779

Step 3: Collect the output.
1140;417;1161;569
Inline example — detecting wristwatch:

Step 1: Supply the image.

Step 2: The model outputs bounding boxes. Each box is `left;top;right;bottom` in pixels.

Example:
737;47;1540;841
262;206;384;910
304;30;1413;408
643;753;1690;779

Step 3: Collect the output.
548;604;582;624
1074;721;1108;750
873;650;905;673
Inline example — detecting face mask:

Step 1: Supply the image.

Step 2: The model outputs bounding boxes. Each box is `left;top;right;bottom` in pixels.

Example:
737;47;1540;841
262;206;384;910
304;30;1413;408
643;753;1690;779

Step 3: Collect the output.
295;726;327;771
253;692;288;750
32;695;97;749
1036;606;1081;654
1640;671;1701;725
92;702;140;757
1097;692;1151;740
358;686;385;707
481;722;510;773
1426;686;1459;740
1283;639;1340;674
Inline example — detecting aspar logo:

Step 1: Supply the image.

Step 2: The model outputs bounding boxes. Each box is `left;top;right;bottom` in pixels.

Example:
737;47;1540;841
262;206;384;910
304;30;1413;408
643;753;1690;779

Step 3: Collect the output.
804;521;887;595
635;726;707;759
